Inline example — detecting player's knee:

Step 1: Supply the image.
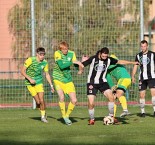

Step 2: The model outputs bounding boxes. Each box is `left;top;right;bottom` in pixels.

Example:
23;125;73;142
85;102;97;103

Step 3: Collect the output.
108;96;114;102
88;103;94;109
71;98;77;105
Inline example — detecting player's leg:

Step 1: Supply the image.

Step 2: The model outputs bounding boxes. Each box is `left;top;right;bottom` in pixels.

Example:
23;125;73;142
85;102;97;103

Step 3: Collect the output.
139;80;147;117
66;82;77;119
151;89;155;117
114;103;117;117
87;83;97;125
139;90;146;117
148;79;155;117
53;80;66;119
117;78;131;117
88;95;95;125
104;89;120;124
37;92;48;123
104;89;114;117
36;84;48;123
112;92;117;117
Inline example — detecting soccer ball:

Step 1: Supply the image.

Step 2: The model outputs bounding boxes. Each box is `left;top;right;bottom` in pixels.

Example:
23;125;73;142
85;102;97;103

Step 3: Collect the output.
103;116;114;125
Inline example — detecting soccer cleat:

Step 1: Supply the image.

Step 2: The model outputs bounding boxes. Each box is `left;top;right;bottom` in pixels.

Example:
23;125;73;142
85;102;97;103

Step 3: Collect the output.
140;113;145;118
88;119;95;125
113;117;119;125
120;111;131;118
63;117;72;125
153;112;155;117
41;117;48;123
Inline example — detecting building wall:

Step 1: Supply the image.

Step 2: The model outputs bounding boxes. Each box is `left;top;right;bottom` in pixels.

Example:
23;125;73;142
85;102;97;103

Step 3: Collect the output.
0;0;17;58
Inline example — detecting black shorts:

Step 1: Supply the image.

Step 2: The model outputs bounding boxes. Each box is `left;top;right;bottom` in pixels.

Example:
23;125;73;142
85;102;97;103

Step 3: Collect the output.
139;79;155;91
87;82;110;95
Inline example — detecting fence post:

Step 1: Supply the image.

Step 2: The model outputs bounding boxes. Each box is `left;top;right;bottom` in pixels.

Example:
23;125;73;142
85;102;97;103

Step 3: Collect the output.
31;0;36;109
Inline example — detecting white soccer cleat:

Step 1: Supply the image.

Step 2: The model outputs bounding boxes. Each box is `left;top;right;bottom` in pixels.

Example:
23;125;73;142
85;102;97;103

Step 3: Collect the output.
63;117;72;125
41;117;48;123
120;111;131;118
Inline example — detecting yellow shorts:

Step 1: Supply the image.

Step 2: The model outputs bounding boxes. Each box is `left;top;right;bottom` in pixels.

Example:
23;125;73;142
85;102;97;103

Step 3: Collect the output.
27;84;44;97
53;80;76;94
117;78;131;91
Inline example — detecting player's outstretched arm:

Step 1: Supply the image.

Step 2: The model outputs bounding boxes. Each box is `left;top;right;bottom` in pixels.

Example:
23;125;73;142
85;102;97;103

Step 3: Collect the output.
117;60;139;65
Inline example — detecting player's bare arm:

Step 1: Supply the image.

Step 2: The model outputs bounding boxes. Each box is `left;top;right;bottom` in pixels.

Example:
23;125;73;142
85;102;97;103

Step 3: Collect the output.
117;60;139;65
45;72;55;93
131;65;138;83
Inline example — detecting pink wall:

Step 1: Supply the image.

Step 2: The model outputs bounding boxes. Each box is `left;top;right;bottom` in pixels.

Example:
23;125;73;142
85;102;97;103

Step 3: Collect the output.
0;0;17;58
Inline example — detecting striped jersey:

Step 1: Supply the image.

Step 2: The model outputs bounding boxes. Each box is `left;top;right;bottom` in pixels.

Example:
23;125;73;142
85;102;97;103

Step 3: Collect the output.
24;57;48;85
82;55;118;84
52;50;77;83
135;50;155;81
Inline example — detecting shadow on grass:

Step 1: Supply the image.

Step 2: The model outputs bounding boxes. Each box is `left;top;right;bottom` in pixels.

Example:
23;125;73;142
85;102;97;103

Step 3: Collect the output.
0;140;134;145
29;116;57;122
136;112;155;118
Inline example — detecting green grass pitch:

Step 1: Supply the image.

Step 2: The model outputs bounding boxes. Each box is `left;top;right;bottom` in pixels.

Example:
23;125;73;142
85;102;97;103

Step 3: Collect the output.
0;106;155;145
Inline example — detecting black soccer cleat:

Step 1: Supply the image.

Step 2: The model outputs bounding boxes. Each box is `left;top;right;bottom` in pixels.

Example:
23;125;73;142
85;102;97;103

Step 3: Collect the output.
140;113;145;117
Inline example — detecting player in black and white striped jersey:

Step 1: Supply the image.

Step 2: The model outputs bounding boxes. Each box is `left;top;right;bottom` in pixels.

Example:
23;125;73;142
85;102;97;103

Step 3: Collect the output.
79;47;139;125
132;40;155;117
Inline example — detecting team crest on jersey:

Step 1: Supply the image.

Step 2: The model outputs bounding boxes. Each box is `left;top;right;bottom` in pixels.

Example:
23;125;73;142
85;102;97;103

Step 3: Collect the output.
89;85;93;89
41;65;44;69
139;56;150;65
94;64;106;72
67;57;71;61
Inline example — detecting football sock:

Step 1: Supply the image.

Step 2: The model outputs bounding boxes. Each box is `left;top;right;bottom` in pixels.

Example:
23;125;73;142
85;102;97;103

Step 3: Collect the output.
108;102;114;116
114;104;117;117
152;96;155;112
66;102;75;118
40;110;46;118
119;96;128;111
88;108;95;119
140;98;145;113
59;101;66;118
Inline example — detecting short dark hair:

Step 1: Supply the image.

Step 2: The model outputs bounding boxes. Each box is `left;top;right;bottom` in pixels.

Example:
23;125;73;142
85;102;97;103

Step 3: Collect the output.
140;40;148;45
100;47;109;54
36;47;45;53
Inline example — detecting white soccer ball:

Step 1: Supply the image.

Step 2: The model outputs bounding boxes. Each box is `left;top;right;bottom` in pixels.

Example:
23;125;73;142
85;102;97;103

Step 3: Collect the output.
103;116;114;125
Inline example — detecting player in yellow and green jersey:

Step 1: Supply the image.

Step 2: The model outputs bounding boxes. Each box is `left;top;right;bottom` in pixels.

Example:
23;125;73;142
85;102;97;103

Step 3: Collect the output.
21;47;54;123
106;54;131;118
52;41;84;125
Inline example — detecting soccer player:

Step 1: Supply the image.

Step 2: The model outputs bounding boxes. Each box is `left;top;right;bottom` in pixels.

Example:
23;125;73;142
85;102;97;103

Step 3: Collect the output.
80;47;139;125
52;41;84;125
21;47;54;123
106;54;131;118
132;40;155;117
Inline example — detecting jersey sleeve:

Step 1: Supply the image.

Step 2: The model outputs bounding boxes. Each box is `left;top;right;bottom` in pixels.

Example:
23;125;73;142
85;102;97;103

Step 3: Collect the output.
82;55;95;67
135;54;139;61
54;51;72;69
44;63;49;72
54;51;61;61
72;52;77;62
109;57;118;65
24;57;32;68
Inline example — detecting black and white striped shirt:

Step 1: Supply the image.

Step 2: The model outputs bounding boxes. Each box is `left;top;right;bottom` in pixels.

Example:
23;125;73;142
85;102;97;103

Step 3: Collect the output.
135;50;155;81
82;55;118;84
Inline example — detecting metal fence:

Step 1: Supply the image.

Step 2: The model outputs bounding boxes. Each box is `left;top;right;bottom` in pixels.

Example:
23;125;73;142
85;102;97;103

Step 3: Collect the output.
1;0;154;109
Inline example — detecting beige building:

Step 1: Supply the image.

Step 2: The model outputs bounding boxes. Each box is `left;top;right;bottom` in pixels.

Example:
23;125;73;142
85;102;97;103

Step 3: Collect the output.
0;0;155;71
144;0;155;51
